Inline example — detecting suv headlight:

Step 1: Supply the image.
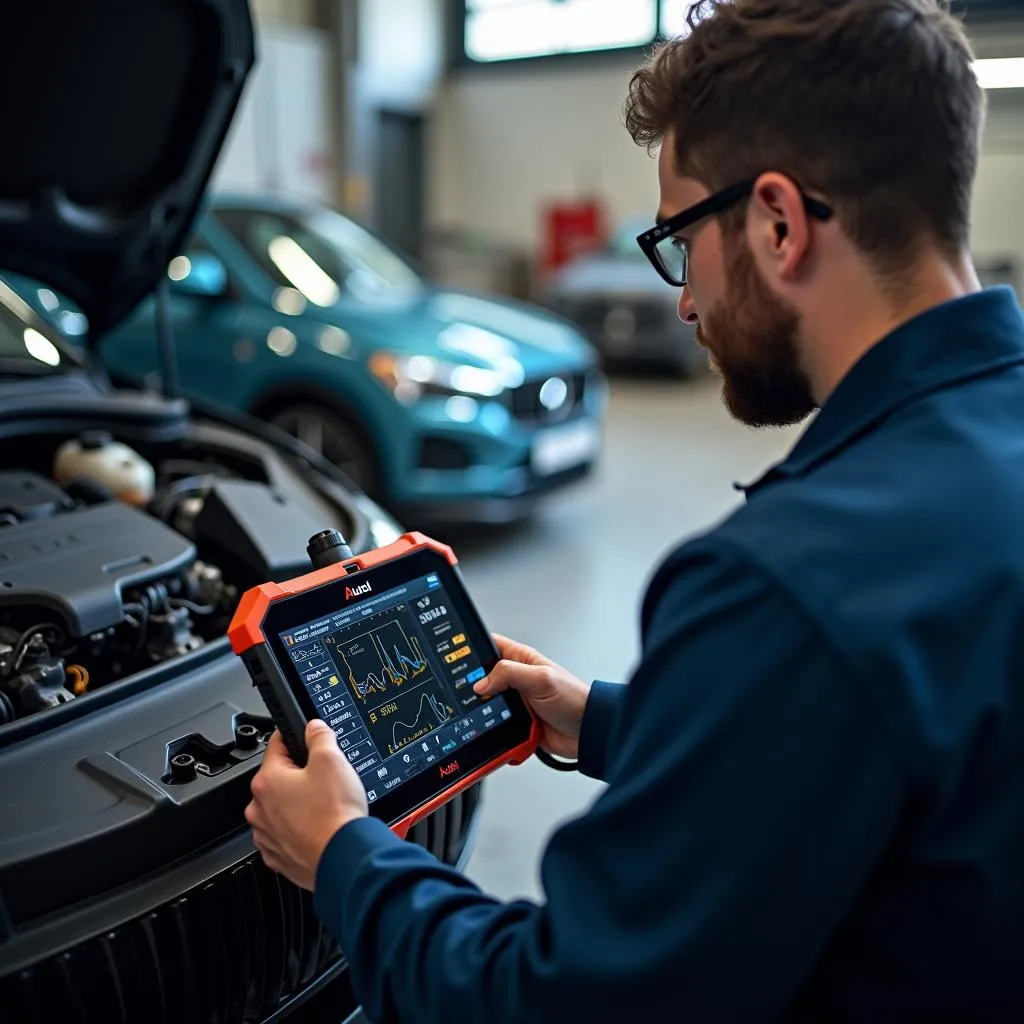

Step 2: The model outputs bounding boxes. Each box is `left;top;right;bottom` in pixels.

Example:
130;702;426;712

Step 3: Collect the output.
368;351;509;405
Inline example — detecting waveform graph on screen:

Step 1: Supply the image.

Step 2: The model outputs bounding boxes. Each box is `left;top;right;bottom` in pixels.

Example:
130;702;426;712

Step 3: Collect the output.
328;605;430;703
365;677;456;756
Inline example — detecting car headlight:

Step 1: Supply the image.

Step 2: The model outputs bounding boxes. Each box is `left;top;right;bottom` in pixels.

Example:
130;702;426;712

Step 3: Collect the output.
368;351;508;405
368;514;404;548
352;492;406;548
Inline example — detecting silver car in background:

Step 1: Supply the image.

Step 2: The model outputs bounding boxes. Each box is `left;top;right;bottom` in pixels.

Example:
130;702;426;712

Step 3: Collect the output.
540;217;708;377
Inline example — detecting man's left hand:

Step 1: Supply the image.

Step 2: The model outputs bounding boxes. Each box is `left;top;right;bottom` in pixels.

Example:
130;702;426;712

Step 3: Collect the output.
246;719;369;891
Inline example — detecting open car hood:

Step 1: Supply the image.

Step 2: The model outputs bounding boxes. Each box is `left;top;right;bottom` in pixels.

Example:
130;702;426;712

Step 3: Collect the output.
0;1;255;345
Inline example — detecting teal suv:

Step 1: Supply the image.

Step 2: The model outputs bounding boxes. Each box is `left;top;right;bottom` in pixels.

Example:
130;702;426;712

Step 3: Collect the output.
97;196;607;524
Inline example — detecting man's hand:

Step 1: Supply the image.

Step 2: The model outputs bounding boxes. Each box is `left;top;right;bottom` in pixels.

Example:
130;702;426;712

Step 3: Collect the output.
474;635;591;760
246;720;368;891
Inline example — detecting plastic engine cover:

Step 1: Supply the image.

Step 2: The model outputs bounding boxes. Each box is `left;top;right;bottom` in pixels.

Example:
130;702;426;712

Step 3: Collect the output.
191;479;330;586
0;502;195;637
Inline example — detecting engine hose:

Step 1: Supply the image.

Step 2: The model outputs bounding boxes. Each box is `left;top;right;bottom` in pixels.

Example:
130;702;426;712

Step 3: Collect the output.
158;459;234;481
0;690;14;724
67;665;90;696
169;598;216;616
134;582;170;615
12;623;63;670
122;599;152;659
151;475;216;522
62;476;116;506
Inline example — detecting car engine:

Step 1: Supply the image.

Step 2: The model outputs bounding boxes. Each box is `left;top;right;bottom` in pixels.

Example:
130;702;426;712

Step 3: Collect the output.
0;434;332;723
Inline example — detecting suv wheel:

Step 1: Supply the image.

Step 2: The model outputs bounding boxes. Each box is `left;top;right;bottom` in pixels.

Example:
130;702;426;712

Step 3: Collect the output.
270;403;379;495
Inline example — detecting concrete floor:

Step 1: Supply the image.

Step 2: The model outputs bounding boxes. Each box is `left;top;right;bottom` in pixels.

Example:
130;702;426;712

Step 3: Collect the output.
453;373;803;901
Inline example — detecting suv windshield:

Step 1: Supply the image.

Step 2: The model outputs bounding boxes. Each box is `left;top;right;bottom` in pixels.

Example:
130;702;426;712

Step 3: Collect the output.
213;204;422;305
606;219;650;259
0;276;84;374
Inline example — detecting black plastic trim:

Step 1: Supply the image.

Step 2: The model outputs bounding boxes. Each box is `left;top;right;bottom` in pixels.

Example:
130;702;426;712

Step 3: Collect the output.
0;1;255;341
0;787;482;1019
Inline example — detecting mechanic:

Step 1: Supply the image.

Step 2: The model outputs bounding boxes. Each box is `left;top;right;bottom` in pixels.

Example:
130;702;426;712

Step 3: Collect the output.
245;1;1024;1020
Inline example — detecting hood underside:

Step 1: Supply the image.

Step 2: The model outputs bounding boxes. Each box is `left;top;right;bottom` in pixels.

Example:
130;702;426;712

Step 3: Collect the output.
0;0;254;343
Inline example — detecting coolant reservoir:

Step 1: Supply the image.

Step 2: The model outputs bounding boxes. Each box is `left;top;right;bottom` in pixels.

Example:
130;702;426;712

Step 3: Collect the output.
53;431;155;506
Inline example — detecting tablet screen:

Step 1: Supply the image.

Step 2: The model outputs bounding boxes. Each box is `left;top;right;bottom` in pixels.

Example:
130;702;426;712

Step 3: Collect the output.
272;561;513;806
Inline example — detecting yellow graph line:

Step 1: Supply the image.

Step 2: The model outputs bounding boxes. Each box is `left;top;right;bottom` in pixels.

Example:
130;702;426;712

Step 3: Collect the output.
397;624;428;666
341;625;429;702
374;627;428;682
387;692;453;755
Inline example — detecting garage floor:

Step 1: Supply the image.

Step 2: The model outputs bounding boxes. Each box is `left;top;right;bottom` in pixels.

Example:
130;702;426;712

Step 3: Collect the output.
454;374;802;900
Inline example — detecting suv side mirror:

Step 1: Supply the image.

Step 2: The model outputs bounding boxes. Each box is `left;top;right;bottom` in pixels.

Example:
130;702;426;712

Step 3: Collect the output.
167;251;228;298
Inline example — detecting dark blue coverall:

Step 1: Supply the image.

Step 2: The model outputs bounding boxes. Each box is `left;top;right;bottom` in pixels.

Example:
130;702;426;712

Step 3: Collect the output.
315;288;1024;1022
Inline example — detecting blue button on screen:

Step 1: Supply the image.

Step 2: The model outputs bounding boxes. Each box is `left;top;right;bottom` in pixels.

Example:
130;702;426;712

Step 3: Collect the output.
466;667;486;684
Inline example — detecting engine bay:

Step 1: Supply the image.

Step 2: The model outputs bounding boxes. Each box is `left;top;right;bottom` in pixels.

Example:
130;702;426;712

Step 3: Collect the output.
0;427;340;725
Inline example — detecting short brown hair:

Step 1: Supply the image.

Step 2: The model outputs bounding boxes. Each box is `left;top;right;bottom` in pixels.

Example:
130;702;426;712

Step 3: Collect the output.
625;0;985;273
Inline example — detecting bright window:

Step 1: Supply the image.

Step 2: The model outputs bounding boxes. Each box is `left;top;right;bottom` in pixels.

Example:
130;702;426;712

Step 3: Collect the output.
659;0;696;39
464;0;659;63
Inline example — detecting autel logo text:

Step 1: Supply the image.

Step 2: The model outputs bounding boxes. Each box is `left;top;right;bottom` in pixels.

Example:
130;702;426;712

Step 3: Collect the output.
345;582;372;600
439;760;460;778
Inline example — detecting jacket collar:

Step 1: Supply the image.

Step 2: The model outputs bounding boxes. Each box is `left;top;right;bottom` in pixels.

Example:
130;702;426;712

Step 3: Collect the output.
739;287;1024;497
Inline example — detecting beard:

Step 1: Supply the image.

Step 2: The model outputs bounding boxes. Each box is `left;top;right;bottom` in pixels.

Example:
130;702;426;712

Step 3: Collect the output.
696;233;816;429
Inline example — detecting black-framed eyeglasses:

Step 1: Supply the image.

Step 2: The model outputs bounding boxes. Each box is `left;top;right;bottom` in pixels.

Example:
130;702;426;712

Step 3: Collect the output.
636;179;834;288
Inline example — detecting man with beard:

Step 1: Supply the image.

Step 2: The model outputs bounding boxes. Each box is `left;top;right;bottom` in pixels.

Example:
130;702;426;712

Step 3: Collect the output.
245;1;1024;1020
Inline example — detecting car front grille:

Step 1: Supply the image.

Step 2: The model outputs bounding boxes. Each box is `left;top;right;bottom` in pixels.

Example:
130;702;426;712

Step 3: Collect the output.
2;854;345;1024
417;436;474;471
0;783;482;1024
567;298;666;335
507;373;589;425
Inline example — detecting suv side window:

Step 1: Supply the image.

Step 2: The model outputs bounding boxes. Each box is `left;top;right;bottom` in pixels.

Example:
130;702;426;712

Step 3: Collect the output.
169;235;238;301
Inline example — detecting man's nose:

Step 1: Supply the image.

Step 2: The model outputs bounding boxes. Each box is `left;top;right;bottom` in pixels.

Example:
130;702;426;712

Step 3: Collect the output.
677;285;699;325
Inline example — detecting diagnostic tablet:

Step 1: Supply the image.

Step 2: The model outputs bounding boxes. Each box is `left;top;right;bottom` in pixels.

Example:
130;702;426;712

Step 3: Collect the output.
228;531;538;837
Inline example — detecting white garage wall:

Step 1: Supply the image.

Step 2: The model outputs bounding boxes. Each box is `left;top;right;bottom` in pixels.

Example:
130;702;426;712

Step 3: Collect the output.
429;32;1024;271
429;56;654;251
357;0;446;107
973;93;1024;278
211;23;334;205
342;0;447;222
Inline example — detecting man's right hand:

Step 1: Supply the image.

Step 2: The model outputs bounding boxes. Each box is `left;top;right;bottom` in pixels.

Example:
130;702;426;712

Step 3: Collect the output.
473;635;591;760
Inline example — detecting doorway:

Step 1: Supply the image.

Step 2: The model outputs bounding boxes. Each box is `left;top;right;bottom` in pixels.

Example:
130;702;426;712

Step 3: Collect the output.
375;109;427;264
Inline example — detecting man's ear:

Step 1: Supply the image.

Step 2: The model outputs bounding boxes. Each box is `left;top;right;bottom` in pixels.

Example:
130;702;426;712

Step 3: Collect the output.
749;172;810;281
